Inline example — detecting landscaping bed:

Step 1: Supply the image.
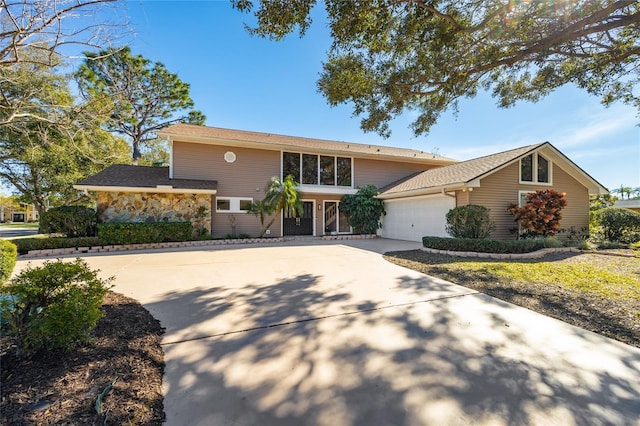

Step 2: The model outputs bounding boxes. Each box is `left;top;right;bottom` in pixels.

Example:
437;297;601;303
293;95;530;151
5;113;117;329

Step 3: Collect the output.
0;292;165;425
385;249;640;348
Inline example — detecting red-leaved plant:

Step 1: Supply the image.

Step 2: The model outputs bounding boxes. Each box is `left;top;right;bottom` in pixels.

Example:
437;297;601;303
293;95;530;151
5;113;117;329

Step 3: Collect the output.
507;189;568;237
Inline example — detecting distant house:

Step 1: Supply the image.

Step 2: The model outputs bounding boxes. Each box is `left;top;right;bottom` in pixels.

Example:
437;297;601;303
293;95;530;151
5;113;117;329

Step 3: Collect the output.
75;124;608;241
614;199;640;213
1;202;39;223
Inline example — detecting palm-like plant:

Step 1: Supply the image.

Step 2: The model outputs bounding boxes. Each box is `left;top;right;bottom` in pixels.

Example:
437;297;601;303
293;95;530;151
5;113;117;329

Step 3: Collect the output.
247;175;303;237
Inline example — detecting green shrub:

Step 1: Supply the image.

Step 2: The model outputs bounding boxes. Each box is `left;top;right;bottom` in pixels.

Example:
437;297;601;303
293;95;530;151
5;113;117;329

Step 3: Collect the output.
13;237;102;255
0;239;17;283
97;222;193;245
1;259;112;355
592;207;640;243
422;236;563;254
340;185;386;234
40;206;97;237
445;205;495;239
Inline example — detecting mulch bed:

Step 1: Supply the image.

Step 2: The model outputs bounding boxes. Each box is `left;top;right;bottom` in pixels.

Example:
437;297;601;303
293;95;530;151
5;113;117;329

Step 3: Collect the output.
385;250;640;349
0;292;165;425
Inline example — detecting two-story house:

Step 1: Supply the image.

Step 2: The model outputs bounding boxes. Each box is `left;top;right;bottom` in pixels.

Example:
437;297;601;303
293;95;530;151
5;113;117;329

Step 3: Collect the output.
75;123;608;241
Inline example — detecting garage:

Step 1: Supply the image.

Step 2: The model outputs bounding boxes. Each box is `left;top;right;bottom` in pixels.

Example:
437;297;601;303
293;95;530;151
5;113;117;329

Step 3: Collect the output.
381;194;455;242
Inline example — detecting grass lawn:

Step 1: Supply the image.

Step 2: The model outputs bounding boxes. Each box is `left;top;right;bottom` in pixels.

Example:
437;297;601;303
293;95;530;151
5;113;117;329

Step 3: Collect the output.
385;250;640;348
0;222;39;229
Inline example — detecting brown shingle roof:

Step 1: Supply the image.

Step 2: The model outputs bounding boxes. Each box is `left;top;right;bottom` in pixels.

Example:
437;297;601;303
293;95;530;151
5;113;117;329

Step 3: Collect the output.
380;143;546;196
158;123;458;164
76;165;217;192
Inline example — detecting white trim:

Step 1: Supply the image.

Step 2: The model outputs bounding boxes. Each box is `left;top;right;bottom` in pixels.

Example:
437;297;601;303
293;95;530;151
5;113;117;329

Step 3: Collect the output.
518;190;533;207
298;185;357;195
215;196;253;213
519;152;553;186
169;137;174;179
323;200;351;235
73;184;216;195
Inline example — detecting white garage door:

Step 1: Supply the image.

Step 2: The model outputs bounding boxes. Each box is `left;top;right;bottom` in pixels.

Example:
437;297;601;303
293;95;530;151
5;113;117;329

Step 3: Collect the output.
381;195;455;242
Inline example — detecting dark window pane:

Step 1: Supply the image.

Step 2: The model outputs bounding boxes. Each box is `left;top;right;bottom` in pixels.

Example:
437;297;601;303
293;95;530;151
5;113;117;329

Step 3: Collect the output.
521;154;533;182
320;156;335;185
216;199;230;211
283;152;300;181
302;154;318;184
336;157;351;187
537;155;549;183
239;200;252;211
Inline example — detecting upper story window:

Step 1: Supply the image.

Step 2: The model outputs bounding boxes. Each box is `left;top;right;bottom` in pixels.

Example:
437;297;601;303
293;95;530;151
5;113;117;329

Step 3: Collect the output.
520;153;551;184
283;152;352;187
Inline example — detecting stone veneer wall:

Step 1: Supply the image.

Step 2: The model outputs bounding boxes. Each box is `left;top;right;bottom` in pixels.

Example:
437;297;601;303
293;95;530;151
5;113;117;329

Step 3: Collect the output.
96;192;212;235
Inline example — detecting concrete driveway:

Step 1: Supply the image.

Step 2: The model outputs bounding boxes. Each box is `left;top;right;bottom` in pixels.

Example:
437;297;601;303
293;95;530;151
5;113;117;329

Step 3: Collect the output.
16;239;640;425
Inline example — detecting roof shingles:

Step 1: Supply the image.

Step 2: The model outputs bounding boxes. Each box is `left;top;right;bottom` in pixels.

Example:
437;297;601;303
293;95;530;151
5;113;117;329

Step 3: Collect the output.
380;143;545;196
76;165;217;191
159;123;458;164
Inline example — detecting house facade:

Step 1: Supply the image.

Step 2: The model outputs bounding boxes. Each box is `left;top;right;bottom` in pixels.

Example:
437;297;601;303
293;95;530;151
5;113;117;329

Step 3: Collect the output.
75;124;608;242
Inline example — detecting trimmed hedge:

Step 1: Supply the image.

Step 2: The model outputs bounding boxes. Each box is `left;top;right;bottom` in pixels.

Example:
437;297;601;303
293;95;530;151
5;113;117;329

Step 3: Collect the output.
97;222;192;245
0;239;17;283
40;206;97;237
422;236;563;254
13;237;102;255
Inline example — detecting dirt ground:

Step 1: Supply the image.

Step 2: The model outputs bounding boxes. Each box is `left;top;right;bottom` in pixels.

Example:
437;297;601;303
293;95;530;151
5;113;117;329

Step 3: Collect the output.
0;292;165;425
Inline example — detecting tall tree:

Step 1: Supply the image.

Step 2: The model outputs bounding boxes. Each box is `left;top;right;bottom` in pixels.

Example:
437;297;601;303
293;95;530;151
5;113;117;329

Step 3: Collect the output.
232;1;640;137
76;47;206;164
0;0;123;68
0;59;130;215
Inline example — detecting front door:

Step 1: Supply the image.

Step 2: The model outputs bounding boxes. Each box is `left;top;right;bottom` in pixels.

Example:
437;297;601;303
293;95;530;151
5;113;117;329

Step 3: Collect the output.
283;201;314;236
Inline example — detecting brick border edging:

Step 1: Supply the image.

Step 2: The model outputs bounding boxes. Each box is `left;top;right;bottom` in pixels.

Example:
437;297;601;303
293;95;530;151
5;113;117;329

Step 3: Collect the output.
20;237;286;258
19;234;381;258
420;246;582;259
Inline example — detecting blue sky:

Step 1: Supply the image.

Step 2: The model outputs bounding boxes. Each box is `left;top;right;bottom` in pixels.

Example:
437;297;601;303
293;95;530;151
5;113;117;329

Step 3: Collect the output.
8;1;640;195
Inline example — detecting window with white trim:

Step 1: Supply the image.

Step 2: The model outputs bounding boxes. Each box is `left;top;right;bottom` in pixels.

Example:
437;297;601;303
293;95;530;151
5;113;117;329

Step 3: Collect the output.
283;152;353;187
520;153;552;184
216;197;253;213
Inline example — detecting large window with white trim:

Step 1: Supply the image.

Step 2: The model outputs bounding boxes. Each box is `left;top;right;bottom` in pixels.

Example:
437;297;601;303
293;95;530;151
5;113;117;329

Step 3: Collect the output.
216;197;253;213
520;153;551;184
283;152;352;187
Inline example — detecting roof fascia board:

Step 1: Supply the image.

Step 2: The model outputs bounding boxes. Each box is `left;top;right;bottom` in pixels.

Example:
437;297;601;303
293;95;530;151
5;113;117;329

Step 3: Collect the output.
74;185;217;195
160;132;456;166
378;183;468;199
536;144;609;194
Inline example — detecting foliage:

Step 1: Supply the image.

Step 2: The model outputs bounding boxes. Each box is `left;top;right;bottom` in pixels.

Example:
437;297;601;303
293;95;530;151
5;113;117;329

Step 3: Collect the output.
0;0;123;69
247;199;277;237
97;222;193;245
422;236;563;254
590;194;618;211
13;237;102;255
233;1;640;138
611;185;636;200
445;205;495;239
40;206;97;237
0;239;17;284
0;259;112;355
224;233;251;240
591;207;640;243
76;46;206;163
558;226;590;243
507;190;568;237
251;175;303;236
0;55;131;214
339;185;385;234
138;138;171;167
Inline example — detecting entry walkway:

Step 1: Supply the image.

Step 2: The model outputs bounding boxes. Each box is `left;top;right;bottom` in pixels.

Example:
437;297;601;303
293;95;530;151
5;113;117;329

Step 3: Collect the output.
14;239;640;425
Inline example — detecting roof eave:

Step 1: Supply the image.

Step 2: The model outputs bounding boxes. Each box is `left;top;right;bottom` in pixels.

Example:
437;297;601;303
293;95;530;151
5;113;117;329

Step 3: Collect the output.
378;182;470;200
159;130;458;166
74;185;217;195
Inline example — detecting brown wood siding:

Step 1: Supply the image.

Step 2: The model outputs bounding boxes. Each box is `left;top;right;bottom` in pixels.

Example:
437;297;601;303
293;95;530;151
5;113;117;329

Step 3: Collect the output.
354;158;430;188
173;141;282;238
456;190;470;207
469;162;589;240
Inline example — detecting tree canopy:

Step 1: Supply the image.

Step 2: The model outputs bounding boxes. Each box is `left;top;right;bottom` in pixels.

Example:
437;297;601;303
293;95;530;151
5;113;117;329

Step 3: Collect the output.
0;59;130;215
0;0;123;68
232;0;640;137
76;47;205;163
